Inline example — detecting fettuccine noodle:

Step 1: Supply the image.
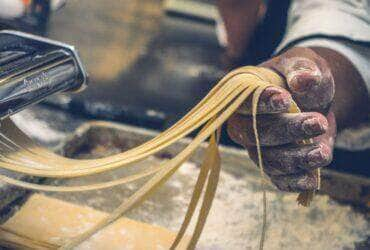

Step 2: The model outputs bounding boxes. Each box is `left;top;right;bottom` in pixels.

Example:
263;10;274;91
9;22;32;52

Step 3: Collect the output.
0;66;319;249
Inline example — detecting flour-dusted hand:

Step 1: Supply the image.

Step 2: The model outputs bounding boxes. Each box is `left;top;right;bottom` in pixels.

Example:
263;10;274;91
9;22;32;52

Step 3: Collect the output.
261;47;335;112
228;47;336;192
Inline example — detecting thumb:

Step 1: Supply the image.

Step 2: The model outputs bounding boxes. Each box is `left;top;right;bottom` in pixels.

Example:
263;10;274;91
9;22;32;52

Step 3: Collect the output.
261;47;335;113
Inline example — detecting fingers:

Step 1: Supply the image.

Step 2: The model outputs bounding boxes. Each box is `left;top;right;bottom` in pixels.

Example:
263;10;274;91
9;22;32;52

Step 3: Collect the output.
247;142;333;192
269;171;319;192
245;111;335;192
261;47;335;112
227;112;328;146
237;86;292;114
246;142;333;176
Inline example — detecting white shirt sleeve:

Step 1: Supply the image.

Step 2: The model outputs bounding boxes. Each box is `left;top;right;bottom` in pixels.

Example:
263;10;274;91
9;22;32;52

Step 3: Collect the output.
276;0;370;52
275;0;370;150
275;0;370;94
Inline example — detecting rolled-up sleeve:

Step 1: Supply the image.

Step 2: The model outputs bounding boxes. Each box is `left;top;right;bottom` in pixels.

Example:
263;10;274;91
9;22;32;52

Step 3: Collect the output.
275;0;370;94
276;0;370;51
276;0;370;95
275;0;370;150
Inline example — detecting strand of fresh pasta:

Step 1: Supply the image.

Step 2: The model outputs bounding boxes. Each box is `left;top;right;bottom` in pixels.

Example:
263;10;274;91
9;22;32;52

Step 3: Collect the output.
0;77;253;176
0;66;319;250
61;81;257;249
0;68;266;173
0;69;249;166
185;132;221;250
252;86;269;250
170;128;217;249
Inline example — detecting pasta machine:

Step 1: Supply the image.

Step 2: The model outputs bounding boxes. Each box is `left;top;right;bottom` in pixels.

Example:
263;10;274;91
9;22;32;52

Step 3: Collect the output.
0;30;87;119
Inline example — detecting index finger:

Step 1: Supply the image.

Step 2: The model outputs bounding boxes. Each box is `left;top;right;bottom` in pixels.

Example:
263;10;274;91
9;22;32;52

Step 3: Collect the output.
237;86;292;115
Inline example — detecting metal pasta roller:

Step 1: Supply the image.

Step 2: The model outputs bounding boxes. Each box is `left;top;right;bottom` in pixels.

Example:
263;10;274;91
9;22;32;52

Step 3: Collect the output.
0;30;87;119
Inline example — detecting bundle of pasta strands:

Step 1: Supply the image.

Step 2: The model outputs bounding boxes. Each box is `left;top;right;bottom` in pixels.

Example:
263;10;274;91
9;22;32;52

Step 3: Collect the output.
0;66;319;249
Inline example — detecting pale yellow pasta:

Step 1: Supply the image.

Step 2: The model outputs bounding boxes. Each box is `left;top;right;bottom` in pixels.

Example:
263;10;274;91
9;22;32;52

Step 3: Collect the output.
0;66;319;249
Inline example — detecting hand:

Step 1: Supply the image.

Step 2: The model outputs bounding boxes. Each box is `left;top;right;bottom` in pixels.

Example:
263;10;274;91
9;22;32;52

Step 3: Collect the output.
227;47;336;192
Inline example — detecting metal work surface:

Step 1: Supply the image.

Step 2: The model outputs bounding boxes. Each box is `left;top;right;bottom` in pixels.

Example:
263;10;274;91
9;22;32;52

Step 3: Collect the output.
0;107;368;249
47;122;369;249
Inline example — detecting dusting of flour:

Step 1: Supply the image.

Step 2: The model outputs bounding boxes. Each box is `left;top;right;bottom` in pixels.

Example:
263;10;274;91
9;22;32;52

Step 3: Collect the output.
51;160;369;250
162;162;369;250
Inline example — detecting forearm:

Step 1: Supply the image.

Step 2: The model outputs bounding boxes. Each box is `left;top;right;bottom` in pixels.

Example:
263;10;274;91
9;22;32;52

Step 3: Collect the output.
310;47;369;130
216;0;262;59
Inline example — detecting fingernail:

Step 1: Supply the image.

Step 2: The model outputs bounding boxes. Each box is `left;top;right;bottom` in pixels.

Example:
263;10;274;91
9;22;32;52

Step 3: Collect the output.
302;118;324;135
289;74;321;93
307;147;324;167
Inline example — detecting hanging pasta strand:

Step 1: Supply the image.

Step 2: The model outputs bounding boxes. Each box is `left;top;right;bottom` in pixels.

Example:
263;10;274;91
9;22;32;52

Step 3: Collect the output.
0;66;319;250
170;129;218;249
185;131;221;250
62;82;257;249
